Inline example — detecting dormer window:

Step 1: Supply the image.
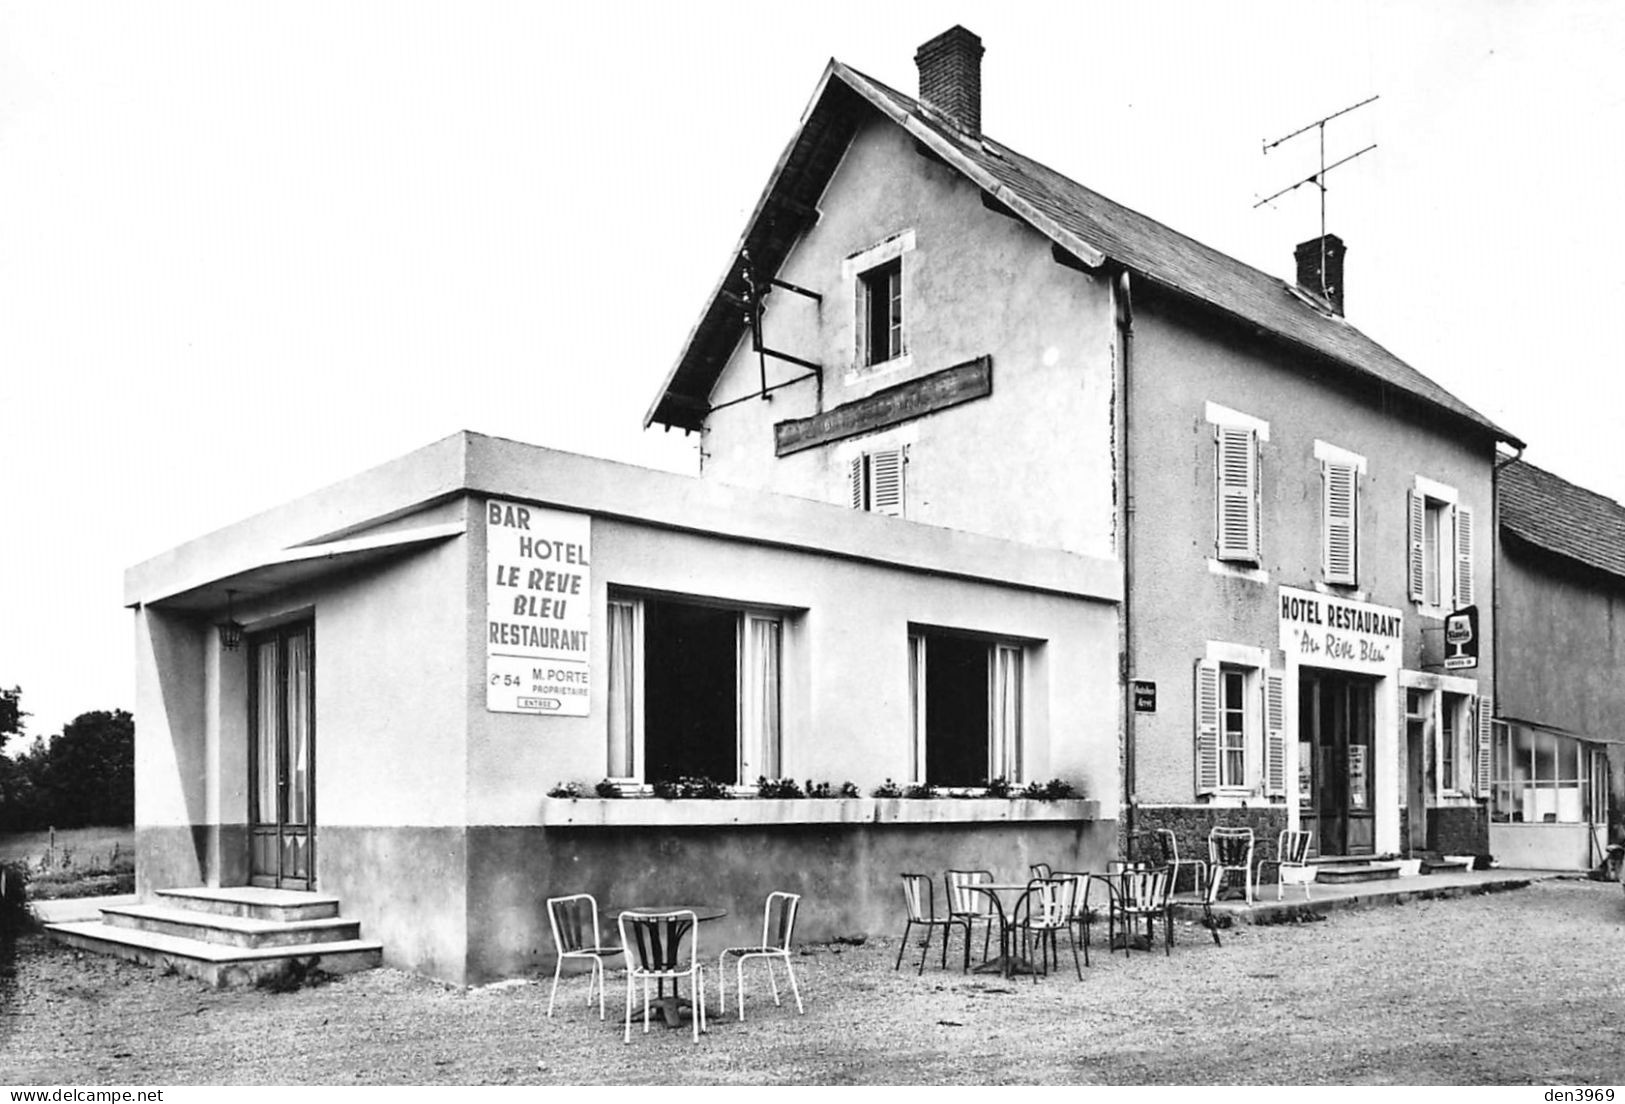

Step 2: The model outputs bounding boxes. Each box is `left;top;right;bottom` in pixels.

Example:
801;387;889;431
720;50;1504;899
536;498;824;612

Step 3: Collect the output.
858;258;903;367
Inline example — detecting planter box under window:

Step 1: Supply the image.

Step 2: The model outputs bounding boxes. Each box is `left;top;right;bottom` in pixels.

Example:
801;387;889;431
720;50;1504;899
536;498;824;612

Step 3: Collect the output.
539;796;1100;828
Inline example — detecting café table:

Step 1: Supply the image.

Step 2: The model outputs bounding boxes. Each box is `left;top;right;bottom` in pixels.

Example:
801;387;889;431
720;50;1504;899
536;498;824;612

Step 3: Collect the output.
965;882;1042;978
615;905;726;1028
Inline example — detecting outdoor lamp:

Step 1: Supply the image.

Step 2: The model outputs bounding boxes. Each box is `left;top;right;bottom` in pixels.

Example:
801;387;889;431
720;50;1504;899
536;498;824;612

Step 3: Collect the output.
216;589;245;651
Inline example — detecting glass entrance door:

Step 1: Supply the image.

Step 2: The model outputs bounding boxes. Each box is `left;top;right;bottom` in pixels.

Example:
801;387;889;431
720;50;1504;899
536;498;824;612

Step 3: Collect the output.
1299;669;1377;857
249;622;315;889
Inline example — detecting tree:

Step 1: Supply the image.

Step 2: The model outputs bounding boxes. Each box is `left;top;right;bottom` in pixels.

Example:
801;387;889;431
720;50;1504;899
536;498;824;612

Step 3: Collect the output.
32;710;135;828
0;685;23;753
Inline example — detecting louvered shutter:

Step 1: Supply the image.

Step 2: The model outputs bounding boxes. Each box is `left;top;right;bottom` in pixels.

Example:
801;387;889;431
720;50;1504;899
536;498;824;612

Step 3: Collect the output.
887;265;904;358
1264;672;1286;797
1407;490;1426;601
1323;461;1357;585
869;448;905;516
848;456;865;509
1195;660;1220;796
1455;505;1475;607
855;275;871;366
1397;684;1410;809
1216;427;1259;561
1476;695;1492;799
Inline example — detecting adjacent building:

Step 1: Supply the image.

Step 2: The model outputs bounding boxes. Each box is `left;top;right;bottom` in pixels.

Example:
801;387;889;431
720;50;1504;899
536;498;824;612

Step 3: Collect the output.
648;26;1523;864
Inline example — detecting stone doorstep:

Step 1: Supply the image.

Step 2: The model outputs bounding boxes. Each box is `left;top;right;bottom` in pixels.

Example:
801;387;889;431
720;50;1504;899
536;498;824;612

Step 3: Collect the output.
101;903;362;949
1313;863;1401;884
154;886;342;923
44;919;383;989
1170;873;1536;927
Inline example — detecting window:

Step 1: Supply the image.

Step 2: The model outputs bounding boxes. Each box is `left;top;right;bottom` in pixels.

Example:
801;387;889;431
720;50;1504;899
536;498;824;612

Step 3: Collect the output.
848;448;905;516
909;629;1025;787
1214;425;1260;562
1408;483;1474;609
1440;692;1458;790
605;593;783;785
857;257;903;367
1490;720;1601;825
1195;658;1285;797
1322;458;1359;585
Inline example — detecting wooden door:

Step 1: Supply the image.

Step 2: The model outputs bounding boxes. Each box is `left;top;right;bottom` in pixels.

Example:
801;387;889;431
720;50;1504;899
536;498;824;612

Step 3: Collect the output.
249;622;315;889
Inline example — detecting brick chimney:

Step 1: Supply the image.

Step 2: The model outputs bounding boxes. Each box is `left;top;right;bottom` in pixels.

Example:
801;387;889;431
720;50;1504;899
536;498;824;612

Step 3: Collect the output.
1295;234;1347;315
915;26;984;138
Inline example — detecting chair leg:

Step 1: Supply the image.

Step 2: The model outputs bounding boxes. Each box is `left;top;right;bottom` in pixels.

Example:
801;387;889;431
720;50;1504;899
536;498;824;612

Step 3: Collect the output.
717;951;728;1016
939;921;950;971
547;957;564;1018
737;955;747;1021
692;967;705;1043
917;922;933;975
622;971;634;1044
595;959;606;1020
1066;924;1082;980
784;955;804;1014
766;957;782;1006
894;920;913;971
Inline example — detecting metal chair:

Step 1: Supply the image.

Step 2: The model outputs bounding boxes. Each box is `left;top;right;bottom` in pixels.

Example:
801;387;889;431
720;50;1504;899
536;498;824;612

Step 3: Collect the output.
1153;828;1209;897
1102;865;1175;956
718;891;804;1021
944;870;998;971
545;893;622;1020
895;873;967;975
1011;877;1082;981
1054;871;1096;967
1260;829;1315;901
1207;826;1257;905
1029;862;1054;881
618;909;708;1043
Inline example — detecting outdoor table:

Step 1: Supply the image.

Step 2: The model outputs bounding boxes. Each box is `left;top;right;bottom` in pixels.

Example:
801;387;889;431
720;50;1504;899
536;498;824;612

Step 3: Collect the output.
966;882;1041;978
615;905;726;1028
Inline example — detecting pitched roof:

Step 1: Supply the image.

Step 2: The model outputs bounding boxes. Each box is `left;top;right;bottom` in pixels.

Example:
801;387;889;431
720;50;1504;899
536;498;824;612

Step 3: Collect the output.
1499;460;1625;580
647;60;1520;448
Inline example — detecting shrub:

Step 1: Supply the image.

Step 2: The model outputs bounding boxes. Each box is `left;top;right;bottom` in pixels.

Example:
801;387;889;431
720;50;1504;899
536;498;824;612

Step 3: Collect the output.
983;776;1015;798
546;781;586;799
594;779;623;798
652;776;733;799
651;778;681;800
903;781;939;800
871;778;903;799
1020;778;1080;801
757;777;805;799
0;861;32;940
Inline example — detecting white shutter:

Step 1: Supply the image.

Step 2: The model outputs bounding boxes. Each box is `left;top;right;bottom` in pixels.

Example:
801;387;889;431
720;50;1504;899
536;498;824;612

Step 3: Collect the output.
1264;671;1286;797
869;448;905;516
855;273;871;366
848;456;865;510
1216;426;1259;561
887;265;904;358
1476;695;1492;799
1323;461;1357;585
1195;660;1220;796
1455;505;1476;608
1407;490;1426;601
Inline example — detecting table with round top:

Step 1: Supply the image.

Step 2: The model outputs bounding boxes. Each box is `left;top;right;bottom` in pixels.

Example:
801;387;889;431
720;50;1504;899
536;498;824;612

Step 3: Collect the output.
614;905;727;1028
965;883;1043;978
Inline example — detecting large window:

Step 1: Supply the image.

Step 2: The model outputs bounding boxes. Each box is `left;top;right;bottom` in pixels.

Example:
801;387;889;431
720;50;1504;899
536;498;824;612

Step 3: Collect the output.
1490;722;1605;825
909;629;1026;787
605;593;783;786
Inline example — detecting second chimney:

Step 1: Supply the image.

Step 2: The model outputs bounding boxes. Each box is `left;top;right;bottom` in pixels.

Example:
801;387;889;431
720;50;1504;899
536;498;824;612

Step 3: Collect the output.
1295;234;1347;316
915;26;984;138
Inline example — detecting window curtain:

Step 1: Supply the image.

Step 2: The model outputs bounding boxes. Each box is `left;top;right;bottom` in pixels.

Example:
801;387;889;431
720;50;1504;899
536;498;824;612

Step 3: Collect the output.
253;642;278;824
607;601;636;778
990;645;1023;781
745;617;782;779
909;634;926;784
285;631;310;825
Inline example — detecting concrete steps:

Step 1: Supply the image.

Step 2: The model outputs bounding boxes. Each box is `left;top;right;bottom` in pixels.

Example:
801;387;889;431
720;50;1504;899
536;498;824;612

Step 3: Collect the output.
1314;863;1401;885
44;886;381;988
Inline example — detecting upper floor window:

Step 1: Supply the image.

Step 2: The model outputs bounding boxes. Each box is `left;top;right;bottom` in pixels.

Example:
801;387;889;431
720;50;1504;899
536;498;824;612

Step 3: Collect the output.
1407;479;1474;610
1316;442;1365;586
849;447;906;516
858;258;902;367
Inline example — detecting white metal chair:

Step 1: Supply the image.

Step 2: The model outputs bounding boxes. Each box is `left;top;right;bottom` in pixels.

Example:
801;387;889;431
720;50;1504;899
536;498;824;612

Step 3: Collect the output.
944;869;998;971
1012;877;1082;980
1263;829;1315;901
718;891;805;1020
1154;828;1209;897
1207;826;1257;905
618;909;708;1043
545;893;622;1019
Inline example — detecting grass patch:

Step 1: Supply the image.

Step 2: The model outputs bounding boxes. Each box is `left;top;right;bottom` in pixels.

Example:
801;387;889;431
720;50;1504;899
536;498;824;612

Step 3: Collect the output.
0;826;135;900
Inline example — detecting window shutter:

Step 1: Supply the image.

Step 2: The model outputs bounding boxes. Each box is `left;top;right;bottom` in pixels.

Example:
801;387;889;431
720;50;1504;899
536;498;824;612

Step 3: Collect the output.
869;448;905;516
1215;427;1259;561
887;265;904;358
1323;461;1357;585
1407;490;1426;601
855;275;871;366
1476;695;1492;799
1264;671;1286;797
1397;685;1409;809
848;456;865;510
1455;505;1475;607
1195;660;1220;796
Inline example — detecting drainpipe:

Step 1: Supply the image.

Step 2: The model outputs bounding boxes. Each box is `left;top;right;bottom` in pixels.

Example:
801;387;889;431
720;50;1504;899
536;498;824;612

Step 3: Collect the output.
1115;270;1136;854
1491;441;1522;851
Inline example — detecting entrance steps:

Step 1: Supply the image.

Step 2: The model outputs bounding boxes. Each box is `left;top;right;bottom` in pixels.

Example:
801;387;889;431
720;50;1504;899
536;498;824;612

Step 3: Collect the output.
44;886;382;988
1312;862;1401;885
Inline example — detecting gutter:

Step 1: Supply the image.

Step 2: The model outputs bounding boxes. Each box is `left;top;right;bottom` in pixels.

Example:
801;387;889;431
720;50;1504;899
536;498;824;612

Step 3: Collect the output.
1115;269;1137;846
1491;443;1525;721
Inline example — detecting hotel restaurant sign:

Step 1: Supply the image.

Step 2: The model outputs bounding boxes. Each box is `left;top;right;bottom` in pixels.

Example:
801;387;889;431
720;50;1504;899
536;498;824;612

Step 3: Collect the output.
485;499;591;716
1278;586;1402;674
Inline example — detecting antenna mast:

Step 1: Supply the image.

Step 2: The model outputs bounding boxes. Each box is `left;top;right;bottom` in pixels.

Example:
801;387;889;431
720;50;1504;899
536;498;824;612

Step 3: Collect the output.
1255;95;1379;242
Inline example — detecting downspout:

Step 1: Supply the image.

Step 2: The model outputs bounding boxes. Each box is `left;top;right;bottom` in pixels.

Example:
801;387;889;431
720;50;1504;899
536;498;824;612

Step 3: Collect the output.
1115;270;1136;853
1491;441;1523;850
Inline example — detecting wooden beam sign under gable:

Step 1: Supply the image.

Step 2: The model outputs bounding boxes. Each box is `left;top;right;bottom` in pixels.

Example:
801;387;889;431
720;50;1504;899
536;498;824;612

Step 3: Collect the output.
773;356;993;457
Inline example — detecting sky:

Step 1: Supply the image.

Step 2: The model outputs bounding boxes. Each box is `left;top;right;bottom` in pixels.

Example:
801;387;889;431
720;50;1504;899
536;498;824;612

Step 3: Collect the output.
2;2;1622;743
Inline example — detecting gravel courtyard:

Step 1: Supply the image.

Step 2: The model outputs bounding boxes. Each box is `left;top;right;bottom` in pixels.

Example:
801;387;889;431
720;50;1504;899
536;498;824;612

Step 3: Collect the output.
4;876;1624;1085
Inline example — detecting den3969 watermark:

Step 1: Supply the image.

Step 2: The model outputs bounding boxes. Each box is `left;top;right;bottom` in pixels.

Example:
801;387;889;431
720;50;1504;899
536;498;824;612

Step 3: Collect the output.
1542;1090;1615;1102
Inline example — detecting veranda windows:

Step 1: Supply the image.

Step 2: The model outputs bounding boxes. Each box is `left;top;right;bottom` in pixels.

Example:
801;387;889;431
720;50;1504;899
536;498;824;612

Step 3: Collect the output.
908;628;1026;788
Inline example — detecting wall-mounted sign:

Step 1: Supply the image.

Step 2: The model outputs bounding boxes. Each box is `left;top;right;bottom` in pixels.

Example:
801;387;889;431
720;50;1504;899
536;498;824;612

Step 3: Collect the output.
1278;586;1402;674
1131;680;1157;713
1444;605;1479;670
485;499;591;716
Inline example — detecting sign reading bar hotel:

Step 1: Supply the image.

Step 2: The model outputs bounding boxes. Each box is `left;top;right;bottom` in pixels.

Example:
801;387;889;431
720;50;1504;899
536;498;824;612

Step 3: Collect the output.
485;499;591;715
1278;586;1402;674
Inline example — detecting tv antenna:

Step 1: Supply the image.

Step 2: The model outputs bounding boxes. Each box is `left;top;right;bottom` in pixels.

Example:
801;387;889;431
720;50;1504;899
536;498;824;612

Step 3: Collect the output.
1254;95;1379;242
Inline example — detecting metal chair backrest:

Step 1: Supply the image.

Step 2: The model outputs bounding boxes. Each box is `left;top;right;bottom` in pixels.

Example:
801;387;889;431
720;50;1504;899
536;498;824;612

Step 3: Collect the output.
761;891;800;951
1030;862;1054;881
1153;829;1182;867
548;893;602;955
1118;865;1172;910
1209;826;1255;868
900;873;937;922
1027;876;1074;928
1278;829;1312;866
1053;872;1092;921
945;870;994;918
618;909;700;976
